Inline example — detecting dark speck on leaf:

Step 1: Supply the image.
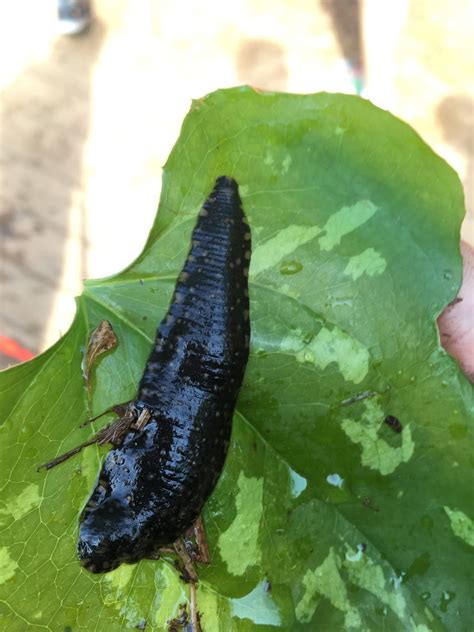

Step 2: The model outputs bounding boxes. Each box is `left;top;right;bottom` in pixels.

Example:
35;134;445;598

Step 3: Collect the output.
263;577;272;593
167;604;189;631
139;279;144;285
384;415;402;433
362;497;380;512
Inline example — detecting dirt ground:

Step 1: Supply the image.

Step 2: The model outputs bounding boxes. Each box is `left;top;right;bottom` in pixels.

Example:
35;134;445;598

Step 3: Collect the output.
0;0;472;367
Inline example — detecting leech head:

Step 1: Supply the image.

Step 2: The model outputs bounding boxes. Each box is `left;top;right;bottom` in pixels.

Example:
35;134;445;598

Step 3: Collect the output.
78;495;141;574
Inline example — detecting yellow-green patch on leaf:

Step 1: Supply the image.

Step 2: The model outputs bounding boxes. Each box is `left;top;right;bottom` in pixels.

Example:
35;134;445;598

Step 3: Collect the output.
341;400;415;475
319;200;378;251
444;507;474;547
218;472;264;575
344;247;387;281
251;225;321;276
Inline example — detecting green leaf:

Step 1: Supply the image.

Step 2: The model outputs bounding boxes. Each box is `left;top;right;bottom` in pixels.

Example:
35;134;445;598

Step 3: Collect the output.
0;88;472;631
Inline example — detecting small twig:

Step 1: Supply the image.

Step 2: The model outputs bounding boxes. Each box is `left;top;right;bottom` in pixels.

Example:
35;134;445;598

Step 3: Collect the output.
38;404;138;471
190;582;201;632
80;402;131;428
82;320;118;393
174;539;198;583
193;516;210;564
37;437;98;470
134;408;151;430
340;390;377;407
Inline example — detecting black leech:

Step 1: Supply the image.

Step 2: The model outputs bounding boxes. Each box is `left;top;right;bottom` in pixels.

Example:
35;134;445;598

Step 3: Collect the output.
77;176;251;573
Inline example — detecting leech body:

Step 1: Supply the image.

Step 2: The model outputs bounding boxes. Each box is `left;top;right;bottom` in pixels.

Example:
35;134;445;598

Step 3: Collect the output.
78;176;251;573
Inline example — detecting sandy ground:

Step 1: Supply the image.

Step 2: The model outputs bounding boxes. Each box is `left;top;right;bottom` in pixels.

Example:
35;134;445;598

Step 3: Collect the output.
0;0;472;367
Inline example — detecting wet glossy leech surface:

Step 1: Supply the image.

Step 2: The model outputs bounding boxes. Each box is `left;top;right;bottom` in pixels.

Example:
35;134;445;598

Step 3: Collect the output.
78;176;251;573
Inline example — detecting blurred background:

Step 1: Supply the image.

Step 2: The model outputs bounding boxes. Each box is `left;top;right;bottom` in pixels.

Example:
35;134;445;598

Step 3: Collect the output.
0;0;473;368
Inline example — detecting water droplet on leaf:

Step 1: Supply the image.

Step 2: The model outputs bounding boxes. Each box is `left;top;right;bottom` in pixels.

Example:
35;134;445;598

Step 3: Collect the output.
440;590;456;612
280;260;303;275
